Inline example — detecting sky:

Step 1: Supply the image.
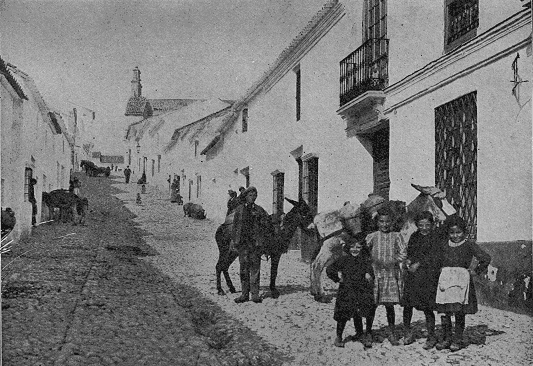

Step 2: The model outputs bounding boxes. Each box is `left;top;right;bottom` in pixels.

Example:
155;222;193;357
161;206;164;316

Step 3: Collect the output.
0;0;328;129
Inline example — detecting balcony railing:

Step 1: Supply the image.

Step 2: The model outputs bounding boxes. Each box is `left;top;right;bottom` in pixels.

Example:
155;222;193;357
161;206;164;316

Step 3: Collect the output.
339;38;389;107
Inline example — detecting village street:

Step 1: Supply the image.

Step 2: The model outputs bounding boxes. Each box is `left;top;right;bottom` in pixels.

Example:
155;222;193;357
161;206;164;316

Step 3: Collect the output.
117;178;533;366
1;173;532;366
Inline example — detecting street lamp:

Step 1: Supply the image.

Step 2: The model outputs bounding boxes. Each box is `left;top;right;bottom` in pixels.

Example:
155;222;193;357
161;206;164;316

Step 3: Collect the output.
136;141;141;154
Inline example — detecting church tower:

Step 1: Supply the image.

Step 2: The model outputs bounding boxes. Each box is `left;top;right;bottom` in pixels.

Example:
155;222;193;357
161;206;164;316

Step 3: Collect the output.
125;66;150;117
131;66;142;97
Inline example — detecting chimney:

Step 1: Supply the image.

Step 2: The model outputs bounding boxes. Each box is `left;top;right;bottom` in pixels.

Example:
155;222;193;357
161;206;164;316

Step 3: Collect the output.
131;66;142;97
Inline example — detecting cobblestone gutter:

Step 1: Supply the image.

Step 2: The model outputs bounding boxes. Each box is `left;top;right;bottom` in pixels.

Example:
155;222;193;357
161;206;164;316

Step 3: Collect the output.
1;174;289;366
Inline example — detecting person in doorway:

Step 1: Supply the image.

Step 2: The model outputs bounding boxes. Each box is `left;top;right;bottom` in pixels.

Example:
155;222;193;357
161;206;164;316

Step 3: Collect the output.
69;177;81;196
28;178;38;226
124;166;132;183
231;186;272;303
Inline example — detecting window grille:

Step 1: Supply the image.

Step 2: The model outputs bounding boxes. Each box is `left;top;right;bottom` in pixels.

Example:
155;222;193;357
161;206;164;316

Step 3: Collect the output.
24;168;32;202
445;0;479;51
435;91;478;240
242;108;248;133
364;0;387;43
272;172;285;215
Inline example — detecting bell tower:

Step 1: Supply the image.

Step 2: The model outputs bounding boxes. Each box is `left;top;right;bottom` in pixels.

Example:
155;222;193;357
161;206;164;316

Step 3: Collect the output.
131;66;142;97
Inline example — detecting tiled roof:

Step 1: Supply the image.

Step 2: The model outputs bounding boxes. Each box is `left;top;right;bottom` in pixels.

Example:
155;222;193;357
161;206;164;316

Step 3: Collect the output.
0;57;27;100
125;96;150;116
203;0;339;154
100;155;125;164
48;112;62;134
8;64;60;134
164;107;232;153
148;98;204;115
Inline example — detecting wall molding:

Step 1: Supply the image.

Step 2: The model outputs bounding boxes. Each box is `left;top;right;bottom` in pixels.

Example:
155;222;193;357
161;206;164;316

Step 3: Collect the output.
384;36;531;113
387;9;531;98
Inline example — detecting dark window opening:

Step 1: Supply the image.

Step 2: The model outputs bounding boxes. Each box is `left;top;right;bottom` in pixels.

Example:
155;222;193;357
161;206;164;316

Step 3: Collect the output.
371;128;390;200
295;67;301;121
242;108;248;133
272;172;285;216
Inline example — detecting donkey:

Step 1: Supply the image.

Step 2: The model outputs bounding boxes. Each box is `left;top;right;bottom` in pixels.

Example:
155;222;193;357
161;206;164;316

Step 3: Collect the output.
309;184;456;303
215;197;314;298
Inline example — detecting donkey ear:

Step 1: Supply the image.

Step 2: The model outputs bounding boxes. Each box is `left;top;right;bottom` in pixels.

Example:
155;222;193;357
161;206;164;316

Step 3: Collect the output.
285;197;299;206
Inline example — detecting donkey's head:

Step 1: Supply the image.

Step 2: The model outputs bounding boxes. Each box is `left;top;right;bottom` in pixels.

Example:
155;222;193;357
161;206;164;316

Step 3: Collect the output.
284;197;315;231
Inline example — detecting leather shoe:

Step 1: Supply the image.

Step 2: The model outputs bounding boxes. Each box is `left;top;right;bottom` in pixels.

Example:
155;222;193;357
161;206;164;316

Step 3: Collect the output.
234;295;249;303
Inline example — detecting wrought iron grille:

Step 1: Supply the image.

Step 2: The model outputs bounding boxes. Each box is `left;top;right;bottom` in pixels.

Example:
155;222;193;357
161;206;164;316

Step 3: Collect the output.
435;91;477;240
447;0;479;45
339;38;389;106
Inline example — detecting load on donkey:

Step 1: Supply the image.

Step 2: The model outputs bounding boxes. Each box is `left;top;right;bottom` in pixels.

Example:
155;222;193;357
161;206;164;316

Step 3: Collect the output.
308;184;456;303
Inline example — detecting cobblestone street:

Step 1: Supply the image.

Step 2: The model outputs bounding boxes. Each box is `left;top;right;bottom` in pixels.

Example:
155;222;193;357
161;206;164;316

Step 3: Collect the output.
2;173;532;366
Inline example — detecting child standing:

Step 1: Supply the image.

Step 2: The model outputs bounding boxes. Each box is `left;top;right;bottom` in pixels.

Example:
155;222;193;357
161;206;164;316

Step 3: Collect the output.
401;211;445;349
365;207;407;345
326;233;376;349
435;215;491;352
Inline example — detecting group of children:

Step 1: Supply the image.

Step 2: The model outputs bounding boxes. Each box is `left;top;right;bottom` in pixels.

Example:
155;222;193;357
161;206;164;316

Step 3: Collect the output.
326;207;491;352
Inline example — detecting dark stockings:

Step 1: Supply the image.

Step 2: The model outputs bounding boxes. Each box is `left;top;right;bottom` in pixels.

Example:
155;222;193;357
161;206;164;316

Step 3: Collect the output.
385;305;395;326
336;321;346;339
425;310;436;335
403;306;413;327
337;313;375;339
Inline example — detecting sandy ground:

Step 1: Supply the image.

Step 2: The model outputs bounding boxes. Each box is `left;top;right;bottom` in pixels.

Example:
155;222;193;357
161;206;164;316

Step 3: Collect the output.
116;180;533;366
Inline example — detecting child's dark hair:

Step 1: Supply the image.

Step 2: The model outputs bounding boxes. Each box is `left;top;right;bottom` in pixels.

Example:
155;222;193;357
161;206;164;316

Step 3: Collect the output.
415;211;434;224
343;232;366;254
445;215;468;233
376;207;393;218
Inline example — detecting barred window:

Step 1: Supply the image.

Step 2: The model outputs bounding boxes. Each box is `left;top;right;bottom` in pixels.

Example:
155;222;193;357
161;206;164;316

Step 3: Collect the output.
435;91;478;239
24;168;33;202
445;0;479;52
272;172;285;216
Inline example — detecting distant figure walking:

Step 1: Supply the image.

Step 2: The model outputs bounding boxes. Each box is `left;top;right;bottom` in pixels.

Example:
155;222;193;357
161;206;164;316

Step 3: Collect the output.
124;166;132;183
170;177;180;203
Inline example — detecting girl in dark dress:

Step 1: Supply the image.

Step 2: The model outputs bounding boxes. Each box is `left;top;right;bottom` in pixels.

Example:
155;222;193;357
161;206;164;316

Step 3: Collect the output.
435;216;491;352
326;233;376;349
401;211;445;349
